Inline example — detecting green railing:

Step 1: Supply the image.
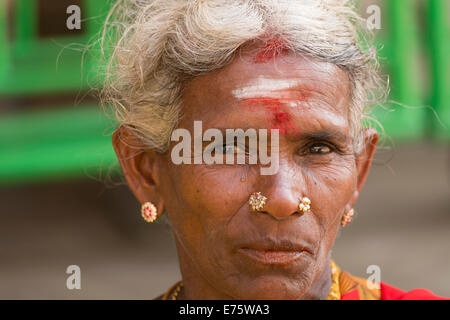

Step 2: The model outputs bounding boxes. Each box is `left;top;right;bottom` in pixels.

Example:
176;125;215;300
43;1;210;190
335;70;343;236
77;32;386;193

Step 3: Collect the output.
374;0;426;139
0;105;118;184
0;0;449;184
428;0;450;139
0;0;116;184
0;0;111;94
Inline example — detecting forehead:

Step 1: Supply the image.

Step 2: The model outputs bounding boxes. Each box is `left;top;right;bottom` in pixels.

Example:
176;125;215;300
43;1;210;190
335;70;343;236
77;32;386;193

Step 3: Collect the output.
181;49;351;130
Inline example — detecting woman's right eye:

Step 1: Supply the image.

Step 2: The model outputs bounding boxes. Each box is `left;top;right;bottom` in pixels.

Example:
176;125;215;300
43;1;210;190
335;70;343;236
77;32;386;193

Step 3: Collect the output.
212;144;245;155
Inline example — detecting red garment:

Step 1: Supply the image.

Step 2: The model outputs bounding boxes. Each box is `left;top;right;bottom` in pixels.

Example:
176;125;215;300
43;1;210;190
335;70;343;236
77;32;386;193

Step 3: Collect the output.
379;282;448;300
340;281;448;300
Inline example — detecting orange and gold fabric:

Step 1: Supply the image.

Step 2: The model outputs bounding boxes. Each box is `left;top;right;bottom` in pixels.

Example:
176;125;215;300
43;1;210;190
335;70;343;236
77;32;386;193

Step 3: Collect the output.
327;260;380;300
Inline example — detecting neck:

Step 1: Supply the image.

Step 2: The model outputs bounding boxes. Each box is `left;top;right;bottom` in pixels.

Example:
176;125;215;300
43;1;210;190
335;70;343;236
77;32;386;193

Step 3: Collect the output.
299;256;332;300
176;242;233;300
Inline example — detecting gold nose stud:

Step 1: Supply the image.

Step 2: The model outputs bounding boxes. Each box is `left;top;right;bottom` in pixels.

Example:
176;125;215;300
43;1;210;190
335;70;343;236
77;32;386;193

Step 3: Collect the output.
299;197;311;214
249;192;267;212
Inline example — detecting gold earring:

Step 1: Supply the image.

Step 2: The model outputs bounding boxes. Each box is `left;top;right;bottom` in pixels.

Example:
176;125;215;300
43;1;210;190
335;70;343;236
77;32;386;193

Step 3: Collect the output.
249;192;267;212
341;208;354;227
141;202;158;223
299;197;311;214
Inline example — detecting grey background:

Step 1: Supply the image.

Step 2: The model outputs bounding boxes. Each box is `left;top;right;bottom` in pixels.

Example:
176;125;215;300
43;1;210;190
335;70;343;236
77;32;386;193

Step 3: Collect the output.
0;142;449;299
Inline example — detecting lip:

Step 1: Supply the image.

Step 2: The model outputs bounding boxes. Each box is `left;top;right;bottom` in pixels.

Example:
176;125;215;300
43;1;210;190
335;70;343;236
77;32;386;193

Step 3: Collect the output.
237;248;307;265
236;239;313;266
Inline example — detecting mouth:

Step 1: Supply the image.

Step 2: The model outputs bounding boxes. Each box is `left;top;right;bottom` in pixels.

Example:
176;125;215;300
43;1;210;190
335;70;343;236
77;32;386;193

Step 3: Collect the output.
236;239;312;266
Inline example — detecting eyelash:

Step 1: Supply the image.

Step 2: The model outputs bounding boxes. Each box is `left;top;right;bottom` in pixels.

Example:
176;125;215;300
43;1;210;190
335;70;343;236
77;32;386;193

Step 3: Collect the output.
214;143;247;154
304;141;339;155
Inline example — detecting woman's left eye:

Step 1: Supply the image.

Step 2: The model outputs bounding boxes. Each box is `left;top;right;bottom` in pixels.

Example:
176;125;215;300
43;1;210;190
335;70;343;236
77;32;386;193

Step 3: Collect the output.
223;144;238;154
309;143;332;154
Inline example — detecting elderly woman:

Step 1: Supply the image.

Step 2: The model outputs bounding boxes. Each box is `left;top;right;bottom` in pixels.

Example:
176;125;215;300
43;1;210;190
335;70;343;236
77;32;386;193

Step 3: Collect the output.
103;0;446;300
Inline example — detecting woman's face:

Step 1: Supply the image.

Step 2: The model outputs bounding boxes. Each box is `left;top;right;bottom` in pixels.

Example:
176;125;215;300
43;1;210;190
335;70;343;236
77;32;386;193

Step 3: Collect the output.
114;50;378;299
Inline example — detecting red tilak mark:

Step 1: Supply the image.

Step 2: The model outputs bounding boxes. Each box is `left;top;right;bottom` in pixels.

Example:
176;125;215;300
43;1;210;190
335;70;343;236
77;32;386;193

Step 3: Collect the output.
274;111;288;123
243;98;283;111
269;109;299;135
245;98;283;105
253;38;289;64
242;98;300;135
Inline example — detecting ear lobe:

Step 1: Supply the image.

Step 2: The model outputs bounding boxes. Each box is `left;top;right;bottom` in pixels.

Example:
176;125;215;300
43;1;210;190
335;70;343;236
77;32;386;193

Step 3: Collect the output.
112;126;165;215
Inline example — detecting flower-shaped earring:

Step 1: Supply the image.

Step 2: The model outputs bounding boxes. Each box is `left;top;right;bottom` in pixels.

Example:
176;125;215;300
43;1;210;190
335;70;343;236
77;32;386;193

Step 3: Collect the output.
341;208;354;227
141;202;158;223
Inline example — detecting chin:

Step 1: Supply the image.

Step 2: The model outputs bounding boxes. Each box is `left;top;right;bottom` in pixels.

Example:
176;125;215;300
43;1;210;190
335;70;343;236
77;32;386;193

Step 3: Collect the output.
219;249;317;299
226;271;315;300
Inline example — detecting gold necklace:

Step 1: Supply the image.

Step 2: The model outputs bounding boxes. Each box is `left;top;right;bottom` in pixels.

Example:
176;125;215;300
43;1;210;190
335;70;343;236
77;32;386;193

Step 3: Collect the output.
161;281;183;300
170;281;183;300
164;260;340;300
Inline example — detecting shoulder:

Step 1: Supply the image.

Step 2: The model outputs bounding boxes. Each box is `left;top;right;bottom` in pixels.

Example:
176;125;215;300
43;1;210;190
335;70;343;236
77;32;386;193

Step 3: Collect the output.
380;282;448;300
339;270;448;300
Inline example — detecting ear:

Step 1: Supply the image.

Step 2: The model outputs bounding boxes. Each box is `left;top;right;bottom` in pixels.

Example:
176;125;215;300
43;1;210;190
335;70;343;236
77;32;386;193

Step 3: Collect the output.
112;125;165;218
348;128;379;210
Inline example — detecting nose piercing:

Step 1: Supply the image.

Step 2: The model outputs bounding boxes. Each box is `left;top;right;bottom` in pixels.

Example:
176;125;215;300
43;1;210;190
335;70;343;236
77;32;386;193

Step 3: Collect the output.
249;192;267;212
299;197;311;214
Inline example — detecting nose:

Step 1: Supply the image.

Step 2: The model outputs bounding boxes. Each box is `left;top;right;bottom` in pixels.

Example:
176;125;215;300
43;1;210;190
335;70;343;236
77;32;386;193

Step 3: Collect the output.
256;165;304;220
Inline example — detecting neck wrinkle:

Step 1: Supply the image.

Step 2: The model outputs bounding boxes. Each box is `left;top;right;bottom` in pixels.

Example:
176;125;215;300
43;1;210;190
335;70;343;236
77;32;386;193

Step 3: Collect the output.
300;257;332;300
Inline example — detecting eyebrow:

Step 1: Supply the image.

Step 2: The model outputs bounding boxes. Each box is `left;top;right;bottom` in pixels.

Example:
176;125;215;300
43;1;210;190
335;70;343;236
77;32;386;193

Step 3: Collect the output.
210;127;350;143
296;130;350;143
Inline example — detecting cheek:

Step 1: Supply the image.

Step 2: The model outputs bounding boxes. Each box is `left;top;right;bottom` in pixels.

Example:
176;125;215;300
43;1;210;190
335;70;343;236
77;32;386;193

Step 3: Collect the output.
304;157;357;230
172;165;249;221
162;161;252;258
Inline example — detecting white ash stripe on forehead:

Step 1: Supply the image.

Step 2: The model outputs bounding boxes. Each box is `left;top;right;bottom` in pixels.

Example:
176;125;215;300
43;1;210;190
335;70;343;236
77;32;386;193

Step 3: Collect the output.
232;77;302;99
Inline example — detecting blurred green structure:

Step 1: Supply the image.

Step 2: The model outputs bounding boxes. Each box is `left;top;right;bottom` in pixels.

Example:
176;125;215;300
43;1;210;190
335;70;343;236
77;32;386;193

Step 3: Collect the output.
0;0;449;184
428;0;450;139
0;0;117;184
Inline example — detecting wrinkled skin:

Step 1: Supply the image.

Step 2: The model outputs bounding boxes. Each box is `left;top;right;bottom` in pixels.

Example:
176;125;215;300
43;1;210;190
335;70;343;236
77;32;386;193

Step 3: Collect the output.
113;46;379;300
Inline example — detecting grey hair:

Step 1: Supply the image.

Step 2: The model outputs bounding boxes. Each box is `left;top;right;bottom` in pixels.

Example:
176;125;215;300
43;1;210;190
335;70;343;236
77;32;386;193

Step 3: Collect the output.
101;0;386;153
